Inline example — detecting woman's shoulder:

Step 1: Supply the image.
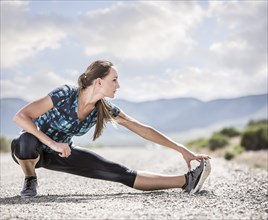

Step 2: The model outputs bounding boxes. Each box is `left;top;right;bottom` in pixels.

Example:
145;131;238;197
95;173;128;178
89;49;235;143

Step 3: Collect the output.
48;84;78;106
66;84;79;96
51;84;78;96
63;84;78;93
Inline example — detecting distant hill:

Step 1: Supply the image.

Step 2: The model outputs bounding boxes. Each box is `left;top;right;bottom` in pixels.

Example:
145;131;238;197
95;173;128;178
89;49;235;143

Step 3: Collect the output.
1;94;267;146
112;94;268;132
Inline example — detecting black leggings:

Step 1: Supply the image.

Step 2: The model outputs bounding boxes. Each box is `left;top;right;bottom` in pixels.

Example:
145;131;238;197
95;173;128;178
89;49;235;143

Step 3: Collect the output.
11;133;137;188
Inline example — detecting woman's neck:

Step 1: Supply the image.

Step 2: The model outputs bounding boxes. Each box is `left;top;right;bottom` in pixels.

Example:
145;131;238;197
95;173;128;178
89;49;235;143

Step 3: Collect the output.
77;89;99;121
78;86;103;108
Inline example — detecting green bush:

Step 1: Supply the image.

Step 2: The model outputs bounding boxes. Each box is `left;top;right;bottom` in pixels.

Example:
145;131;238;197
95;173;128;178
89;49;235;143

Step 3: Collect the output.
0;136;11;152
248;119;268;127
187;138;209;151
224;145;245;160
241;123;268;151
219;127;240;137
208;133;229;151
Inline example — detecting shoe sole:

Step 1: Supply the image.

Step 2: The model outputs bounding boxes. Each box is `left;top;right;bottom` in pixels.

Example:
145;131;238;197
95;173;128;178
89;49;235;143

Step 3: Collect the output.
190;159;211;194
20;194;37;198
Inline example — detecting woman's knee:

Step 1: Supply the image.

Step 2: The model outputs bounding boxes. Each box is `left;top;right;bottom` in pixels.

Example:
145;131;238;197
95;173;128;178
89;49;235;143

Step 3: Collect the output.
11;133;41;160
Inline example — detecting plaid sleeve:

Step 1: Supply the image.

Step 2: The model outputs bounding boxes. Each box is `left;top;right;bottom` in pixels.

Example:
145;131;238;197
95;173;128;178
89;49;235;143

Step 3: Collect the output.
48;85;71;108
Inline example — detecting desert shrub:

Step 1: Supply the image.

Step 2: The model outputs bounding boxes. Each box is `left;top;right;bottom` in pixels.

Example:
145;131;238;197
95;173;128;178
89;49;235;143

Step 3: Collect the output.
248;119;268;127
0;136;11;152
187;138;209;151
224;145;245;160
208;133;229;151
219;127;240;137
241;123;268;151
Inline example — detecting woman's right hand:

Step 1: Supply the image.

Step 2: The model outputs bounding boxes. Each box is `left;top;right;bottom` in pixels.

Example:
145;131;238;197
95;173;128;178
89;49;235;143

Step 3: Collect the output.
49;141;72;158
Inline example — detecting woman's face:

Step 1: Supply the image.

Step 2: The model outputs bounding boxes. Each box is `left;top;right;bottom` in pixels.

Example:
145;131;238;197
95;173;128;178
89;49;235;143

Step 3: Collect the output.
99;66;120;98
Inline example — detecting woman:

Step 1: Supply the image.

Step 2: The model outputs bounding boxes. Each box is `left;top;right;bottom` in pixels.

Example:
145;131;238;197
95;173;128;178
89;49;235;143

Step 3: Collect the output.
12;60;211;198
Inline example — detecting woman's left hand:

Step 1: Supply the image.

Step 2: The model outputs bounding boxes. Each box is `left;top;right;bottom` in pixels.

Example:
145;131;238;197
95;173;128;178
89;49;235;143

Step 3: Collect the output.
181;149;211;171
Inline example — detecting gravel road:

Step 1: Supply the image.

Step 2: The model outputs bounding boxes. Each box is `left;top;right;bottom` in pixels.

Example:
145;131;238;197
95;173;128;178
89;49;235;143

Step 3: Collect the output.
0;147;267;220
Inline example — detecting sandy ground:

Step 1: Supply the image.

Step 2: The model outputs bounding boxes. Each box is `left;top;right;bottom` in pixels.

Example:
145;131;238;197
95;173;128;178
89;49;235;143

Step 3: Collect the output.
0;147;267;220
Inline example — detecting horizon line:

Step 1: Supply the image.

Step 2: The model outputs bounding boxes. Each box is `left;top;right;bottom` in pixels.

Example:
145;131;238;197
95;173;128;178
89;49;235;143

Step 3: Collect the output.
1;92;267;103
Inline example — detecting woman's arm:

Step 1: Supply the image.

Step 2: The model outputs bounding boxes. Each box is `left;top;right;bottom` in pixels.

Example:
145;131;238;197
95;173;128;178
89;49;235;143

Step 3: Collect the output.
13;96;71;157
115;111;210;170
116;111;186;152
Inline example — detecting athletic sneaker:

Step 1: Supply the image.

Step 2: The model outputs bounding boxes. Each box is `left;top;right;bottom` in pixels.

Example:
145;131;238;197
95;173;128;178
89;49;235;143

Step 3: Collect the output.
20;176;38;198
182;159;211;194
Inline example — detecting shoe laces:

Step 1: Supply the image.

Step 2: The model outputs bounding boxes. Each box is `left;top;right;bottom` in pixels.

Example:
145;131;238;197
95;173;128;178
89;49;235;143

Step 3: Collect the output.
187;164;201;178
187;170;195;178
24;178;36;189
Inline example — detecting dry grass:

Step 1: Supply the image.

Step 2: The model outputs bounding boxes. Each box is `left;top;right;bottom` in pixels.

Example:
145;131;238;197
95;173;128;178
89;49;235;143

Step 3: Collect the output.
233;150;268;171
195;136;268;171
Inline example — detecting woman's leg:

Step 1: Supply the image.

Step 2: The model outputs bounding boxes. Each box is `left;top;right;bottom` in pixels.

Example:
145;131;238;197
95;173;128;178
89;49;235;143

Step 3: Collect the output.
11;132;43;173
42;146;137;188
133;171;186;191
11;135;206;194
42;146;186;191
15;155;40;177
134;158;211;193
11;132;43;197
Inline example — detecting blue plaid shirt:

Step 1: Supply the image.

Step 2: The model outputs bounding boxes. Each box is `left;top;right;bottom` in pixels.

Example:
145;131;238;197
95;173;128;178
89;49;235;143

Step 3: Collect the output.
33;84;120;153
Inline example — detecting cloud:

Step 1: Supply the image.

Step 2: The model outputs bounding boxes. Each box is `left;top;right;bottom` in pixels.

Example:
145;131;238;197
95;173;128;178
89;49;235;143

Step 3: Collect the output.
209;33;263;72
1;1;67;68
209;29;266;74
114;1;267;101
209;1;267;29
76;1;204;61
165;66;267;100
1;71;74;101
0;1;266;102
208;1;267;74
117;65;267;102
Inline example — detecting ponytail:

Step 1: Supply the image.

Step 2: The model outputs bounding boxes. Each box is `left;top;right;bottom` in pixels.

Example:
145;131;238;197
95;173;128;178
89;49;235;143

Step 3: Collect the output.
93;99;114;141
78;60;115;141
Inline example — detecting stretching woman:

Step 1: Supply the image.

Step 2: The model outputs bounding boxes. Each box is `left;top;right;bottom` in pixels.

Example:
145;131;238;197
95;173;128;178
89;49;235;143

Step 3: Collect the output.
12;60;211;198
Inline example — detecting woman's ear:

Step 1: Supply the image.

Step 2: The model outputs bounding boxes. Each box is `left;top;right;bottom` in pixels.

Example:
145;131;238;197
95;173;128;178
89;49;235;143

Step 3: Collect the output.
94;78;102;87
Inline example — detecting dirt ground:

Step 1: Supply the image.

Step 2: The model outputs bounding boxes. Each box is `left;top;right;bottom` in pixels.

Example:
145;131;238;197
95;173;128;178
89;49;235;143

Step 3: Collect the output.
0;147;267;220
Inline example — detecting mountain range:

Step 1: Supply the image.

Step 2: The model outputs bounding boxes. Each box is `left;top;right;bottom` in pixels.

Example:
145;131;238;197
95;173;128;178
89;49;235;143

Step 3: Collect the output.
1;94;267;146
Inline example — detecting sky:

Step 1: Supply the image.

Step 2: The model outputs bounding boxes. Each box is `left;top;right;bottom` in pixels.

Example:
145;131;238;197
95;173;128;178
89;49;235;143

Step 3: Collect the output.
1;0;267;102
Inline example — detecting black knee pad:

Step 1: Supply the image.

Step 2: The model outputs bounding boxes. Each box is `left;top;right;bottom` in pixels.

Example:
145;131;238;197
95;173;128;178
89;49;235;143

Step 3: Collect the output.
11;133;41;160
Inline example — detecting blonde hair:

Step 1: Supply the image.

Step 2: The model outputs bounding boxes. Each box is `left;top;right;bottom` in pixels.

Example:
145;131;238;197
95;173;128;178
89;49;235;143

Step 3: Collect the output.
78;60;114;140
